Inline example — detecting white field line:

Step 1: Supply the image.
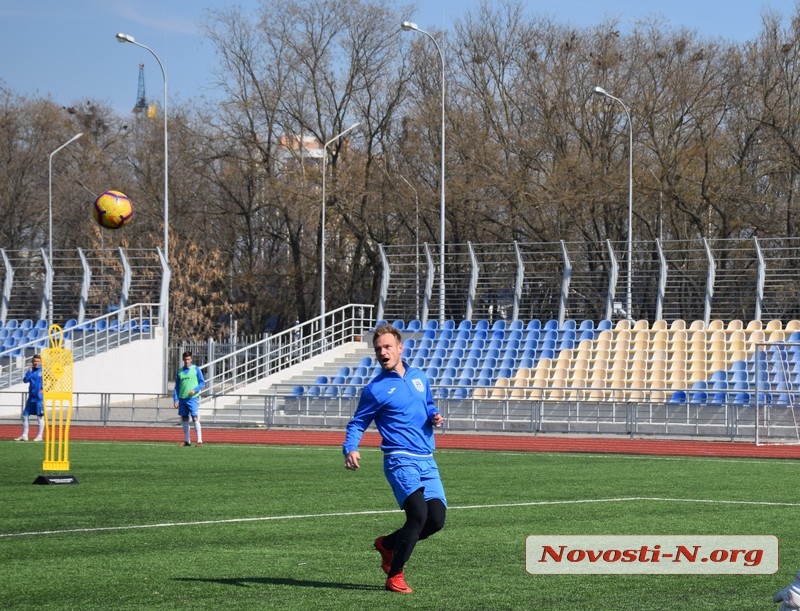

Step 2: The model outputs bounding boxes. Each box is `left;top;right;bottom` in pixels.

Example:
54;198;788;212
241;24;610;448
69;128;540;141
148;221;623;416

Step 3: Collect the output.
3;496;800;539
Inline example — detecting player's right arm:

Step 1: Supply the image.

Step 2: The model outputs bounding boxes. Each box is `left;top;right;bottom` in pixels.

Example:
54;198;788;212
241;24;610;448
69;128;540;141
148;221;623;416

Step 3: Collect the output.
344;450;361;470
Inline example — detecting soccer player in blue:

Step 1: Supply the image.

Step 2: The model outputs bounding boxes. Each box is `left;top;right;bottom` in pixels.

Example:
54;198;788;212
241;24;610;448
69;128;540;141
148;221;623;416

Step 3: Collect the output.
343;323;446;594
15;354;44;441
173;351;206;446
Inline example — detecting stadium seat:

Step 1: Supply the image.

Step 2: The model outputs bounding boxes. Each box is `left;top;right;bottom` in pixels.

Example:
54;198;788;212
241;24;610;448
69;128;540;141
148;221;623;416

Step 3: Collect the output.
526;319;542;331
406;319;421;331
668;390;687;404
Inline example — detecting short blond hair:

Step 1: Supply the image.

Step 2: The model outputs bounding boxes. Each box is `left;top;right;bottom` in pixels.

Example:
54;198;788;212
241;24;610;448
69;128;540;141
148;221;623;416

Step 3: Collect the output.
372;323;402;346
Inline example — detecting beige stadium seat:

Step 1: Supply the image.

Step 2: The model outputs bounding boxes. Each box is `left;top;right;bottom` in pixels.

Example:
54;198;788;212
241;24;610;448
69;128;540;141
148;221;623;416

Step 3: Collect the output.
633;319;649;331
510;376;528;399
747;330;766;350
651;319;668;331
689;320;706;331
490;378;510;399
727;319;743;332
588;377;607;400
615;319;632;331
670;319;687;331
528;384;544;400
768;330;785;343
785;320;800;332
728;330;745;352
766;319;782;332
707;319;724;331
746;319;762;332
608;379;627;402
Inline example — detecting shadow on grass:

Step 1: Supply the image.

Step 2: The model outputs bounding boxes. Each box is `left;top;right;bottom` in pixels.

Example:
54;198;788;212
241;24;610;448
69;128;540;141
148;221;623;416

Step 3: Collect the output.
175;576;384;591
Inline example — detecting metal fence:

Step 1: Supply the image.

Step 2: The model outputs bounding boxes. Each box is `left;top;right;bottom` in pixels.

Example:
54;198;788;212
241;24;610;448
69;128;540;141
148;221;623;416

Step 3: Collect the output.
0;382;781;443
378;237;800;326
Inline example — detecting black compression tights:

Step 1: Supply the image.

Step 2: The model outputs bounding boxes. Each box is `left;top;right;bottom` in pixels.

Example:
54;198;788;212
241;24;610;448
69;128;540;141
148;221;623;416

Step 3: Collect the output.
383;489;446;576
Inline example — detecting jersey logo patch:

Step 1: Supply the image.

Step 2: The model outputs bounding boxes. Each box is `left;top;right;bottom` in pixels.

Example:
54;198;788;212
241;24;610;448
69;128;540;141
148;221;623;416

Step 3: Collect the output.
413;379;425;392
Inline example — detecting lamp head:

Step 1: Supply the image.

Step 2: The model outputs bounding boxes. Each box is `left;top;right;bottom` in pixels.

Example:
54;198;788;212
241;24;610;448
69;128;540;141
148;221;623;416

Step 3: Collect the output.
116;32;135;44
592;86;609;96
401;21;418;31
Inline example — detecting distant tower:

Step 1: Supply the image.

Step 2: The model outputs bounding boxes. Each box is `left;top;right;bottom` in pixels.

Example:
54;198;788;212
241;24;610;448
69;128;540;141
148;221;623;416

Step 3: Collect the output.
132;63;158;118
133;63;147;114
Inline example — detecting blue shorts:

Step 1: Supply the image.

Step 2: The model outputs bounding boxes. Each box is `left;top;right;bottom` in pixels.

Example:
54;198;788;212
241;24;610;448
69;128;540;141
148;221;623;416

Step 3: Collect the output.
177;398;200;418
23;400;43;417
384;453;447;508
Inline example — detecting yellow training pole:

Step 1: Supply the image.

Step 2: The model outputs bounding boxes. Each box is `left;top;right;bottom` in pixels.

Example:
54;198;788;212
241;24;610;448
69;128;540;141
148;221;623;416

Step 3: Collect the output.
40;324;75;476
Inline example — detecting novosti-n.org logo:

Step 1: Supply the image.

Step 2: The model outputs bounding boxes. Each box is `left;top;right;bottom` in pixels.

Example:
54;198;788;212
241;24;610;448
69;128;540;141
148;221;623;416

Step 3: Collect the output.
526;535;778;574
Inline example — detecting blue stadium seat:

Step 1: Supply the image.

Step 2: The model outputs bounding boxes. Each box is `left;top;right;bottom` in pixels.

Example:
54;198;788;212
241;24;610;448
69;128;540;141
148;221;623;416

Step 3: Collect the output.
291;385;305;397
457;320;472;331
4;319;18;330
392;319;405;330
342;386;358;398
19;319;33;331
307;386;321;397
491;320;506;331
475;319;490;331
562;319;576;331
35;319;48;330
410;356;426;368
668;390;687;404
406;319;422;331
526;319;542;331
544;319;559;331
596;319;613;331
451;387;469;399
509;320;524;331
424;319;438;331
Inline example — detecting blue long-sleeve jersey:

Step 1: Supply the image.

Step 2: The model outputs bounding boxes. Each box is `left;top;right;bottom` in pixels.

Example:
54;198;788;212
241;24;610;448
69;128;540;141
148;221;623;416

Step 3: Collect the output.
343;362;440;457
23;366;43;406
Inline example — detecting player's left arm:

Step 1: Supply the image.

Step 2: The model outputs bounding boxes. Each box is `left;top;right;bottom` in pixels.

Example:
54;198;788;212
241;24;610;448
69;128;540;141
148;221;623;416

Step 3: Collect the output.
423;375;444;427
192;365;206;395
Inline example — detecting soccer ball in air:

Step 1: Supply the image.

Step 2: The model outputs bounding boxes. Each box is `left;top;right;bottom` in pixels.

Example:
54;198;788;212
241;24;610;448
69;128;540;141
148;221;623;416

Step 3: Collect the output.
93;190;133;229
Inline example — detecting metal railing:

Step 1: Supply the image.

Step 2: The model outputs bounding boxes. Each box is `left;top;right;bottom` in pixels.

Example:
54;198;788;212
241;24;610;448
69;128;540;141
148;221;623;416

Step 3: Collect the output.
199;304;374;396
0;382;769;442
0;303;160;389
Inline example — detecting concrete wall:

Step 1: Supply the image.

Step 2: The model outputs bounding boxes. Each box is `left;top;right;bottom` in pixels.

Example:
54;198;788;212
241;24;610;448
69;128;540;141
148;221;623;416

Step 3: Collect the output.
0;333;164;417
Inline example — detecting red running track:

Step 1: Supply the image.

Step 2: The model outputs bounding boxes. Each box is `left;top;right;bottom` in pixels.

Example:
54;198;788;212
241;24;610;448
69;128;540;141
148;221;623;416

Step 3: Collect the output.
3;424;800;459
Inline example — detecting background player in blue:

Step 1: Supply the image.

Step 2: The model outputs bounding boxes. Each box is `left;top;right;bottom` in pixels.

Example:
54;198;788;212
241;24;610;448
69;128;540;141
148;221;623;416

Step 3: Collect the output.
173;350;205;446
15;354;44;441
343;324;446;594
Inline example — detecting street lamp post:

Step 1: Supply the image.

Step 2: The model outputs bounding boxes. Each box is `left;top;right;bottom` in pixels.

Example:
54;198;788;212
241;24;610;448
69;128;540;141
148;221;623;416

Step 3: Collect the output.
401;21;446;325
320;122;360;324
396;173;420;321
592;86;633;320
380;164;420;321
48;132;84;325
116;32;169;390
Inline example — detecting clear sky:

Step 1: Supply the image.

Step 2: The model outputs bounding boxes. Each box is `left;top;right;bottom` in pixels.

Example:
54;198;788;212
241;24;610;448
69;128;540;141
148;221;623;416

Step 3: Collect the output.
1;0;797;116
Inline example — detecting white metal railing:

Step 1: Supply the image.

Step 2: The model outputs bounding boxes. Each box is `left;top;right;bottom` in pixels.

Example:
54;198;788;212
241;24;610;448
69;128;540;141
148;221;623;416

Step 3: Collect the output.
0;303;160;389
200;304;374;396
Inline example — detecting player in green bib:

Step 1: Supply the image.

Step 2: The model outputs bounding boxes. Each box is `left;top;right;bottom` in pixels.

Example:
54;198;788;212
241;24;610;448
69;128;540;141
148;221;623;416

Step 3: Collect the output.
173;351;206;446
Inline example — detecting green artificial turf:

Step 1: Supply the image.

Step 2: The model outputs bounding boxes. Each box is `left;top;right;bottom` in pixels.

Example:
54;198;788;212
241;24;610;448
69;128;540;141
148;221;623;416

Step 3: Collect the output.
1;441;797;610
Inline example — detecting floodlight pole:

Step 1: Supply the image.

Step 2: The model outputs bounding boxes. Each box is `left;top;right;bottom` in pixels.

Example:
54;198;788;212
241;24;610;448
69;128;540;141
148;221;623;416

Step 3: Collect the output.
48;132;84;325
593;86;633;321
320;122;360;324
402;21;446;324
116;32;170;391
